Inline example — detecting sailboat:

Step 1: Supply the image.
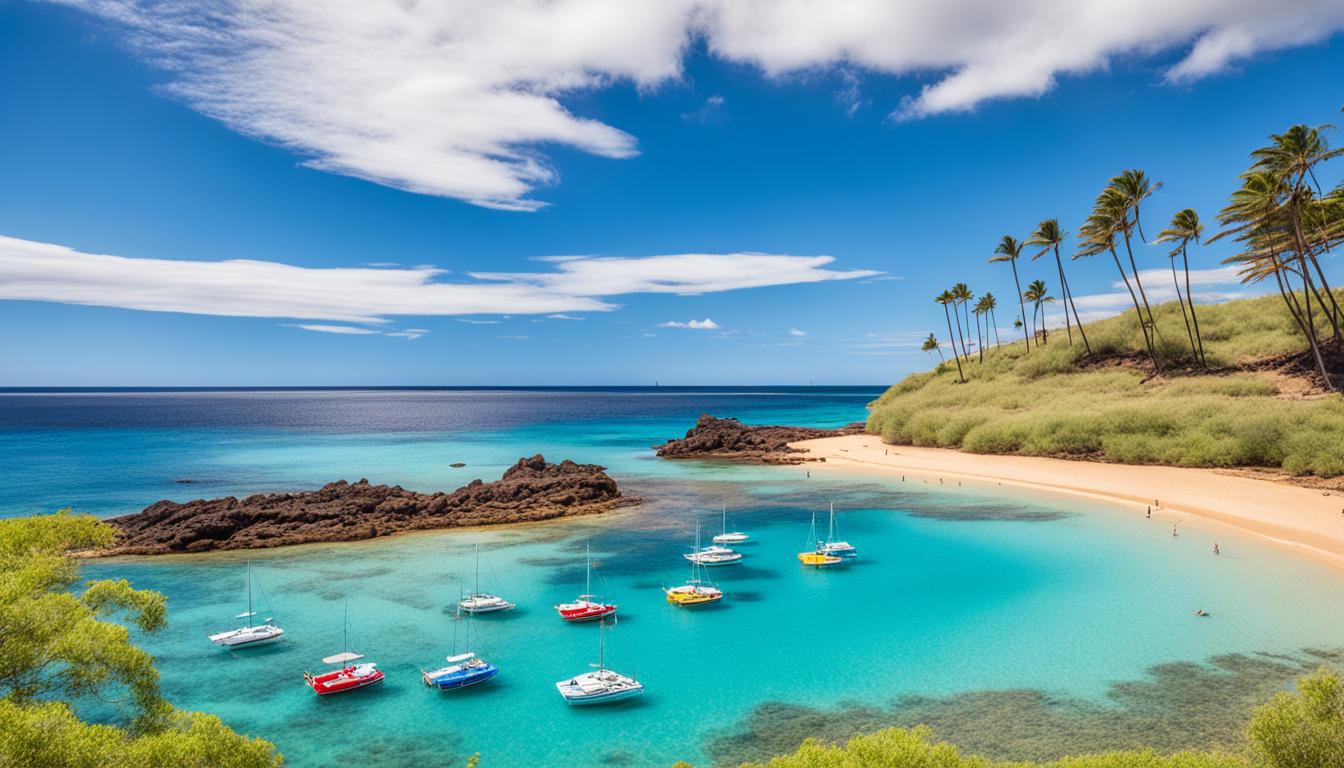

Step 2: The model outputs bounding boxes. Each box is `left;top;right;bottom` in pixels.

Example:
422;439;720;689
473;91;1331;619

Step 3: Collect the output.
458;543;516;614
303;602;384;695
555;618;643;705
797;510;843;567
208;560;284;649
554;543;617;622
818;502;858;558
684;543;743;566
423;595;499;690
711;505;750;545
665;523;724;607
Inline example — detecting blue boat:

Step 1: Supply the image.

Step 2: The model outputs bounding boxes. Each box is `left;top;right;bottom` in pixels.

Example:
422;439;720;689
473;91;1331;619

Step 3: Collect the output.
422;652;499;690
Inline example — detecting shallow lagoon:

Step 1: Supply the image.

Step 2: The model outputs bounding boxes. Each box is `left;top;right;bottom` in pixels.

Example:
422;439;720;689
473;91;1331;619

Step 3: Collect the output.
5;388;1343;766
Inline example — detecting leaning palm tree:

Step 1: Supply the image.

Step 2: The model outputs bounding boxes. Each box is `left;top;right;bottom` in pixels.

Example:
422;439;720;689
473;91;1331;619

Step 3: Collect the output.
922;333;945;363
935;292;966;383
982;292;1002;348
1155;208;1208;366
1079;186;1161;370
1023;279;1054;345
990;236;1031;351
1026;218;1091;355
1247;124;1344;342
1109;170;1162;338
951;283;974;361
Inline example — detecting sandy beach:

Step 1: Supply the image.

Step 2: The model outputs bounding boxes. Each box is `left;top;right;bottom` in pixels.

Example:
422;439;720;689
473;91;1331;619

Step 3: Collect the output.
794;434;1344;572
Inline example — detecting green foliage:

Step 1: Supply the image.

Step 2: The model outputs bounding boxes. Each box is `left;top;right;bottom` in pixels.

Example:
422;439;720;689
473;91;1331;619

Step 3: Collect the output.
1246;667;1344;768
0;511;282;768
712;668;1343;768
870;294;1344;476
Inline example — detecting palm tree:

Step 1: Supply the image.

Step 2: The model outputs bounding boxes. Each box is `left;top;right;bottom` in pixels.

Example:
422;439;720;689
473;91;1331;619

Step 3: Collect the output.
990;236;1031;351
972;296;989;363
935;292;966;383
1155;208;1208;366
1248;124;1344;342
1026;218;1091;355
1079;186;1161;370
982;292;1002;348
951;283;974;361
1023;279;1054;345
922;333;945;363
1109;170;1163;339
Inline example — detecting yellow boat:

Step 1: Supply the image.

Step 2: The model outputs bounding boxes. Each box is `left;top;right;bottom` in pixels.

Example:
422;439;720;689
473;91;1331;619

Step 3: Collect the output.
666;522;725;607
797;510;844;567
797;551;843;567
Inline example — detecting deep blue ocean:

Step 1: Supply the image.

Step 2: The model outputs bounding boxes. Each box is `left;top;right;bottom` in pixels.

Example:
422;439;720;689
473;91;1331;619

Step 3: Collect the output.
2;387;1341;767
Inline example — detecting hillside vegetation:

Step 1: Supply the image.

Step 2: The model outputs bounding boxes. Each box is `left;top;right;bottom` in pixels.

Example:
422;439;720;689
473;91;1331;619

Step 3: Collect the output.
868;293;1344;477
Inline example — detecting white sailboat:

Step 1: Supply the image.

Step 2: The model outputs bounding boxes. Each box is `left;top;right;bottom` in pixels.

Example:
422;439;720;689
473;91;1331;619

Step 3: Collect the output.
208;560;284;649
684;542;744;566
665;523;724;606
458;542;516;614
555;618;643;705
818;502;858;558
711;505;750;545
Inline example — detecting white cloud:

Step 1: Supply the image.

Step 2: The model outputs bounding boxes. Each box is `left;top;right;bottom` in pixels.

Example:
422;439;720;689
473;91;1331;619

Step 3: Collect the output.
62;1;1344;208
1067;265;1265;322
0;234;873;323
788;328;806;336
658;318;720;329
545;313;586;320
456;318;501;325
286;323;379;335
682;94;727;124
497;335;530;341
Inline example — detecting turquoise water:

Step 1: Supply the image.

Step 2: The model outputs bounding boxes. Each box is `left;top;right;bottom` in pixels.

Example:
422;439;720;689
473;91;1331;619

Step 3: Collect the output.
5;388;1344;766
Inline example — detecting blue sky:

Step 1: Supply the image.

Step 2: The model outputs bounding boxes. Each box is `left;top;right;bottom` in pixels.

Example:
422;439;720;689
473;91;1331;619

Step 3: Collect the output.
2;1;1342;386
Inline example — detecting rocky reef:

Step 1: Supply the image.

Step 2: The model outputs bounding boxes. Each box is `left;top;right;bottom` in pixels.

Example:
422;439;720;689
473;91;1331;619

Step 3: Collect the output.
655;415;865;464
103;455;625;555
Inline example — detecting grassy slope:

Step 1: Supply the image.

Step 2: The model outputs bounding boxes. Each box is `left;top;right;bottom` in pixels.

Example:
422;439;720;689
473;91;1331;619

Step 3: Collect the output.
868;293;1344;476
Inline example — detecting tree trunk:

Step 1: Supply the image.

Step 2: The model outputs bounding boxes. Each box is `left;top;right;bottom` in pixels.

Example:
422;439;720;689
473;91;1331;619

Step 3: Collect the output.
952;300;969;363
1182;244;1207;367
943;306;966;383
1010;261;1029;351
1110;245;1160;371
976;312;984;363
1055;244;1091;355
1120;225;1160;340
1274;256;1335;391
1169;257;1198;364
991;308;1002;348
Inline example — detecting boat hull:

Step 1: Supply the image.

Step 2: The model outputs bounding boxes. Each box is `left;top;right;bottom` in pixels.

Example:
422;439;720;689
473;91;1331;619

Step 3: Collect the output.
306;665;385;695
559;686;644;705
210;626;284;649
555;600;617;622
424;664;499;690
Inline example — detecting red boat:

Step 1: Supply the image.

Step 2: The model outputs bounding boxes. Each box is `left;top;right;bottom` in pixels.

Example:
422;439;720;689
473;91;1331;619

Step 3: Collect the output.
304;652;384;695
554;596;617;622
554;544;617;623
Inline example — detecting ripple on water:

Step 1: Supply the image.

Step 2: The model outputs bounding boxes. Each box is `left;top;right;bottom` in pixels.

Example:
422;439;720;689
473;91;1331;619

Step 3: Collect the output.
704;648;1344;766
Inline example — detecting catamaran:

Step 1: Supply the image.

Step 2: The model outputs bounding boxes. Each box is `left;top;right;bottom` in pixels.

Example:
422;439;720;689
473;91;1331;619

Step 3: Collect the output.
797;510;843;567
208;560;284;649
459;542;516;614
423;598;499;690
303;603;384;695
555;618;643;705
711;504;749;545
684;543;744;567
819;502;858;558
554;543;617;622
665;523;724;607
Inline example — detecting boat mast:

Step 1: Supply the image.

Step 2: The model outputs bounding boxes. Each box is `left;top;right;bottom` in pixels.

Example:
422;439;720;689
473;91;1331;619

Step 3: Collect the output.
474;542;481;597
722;504;727;535
828;502;835;543
245;560;253;628
585;542;592;597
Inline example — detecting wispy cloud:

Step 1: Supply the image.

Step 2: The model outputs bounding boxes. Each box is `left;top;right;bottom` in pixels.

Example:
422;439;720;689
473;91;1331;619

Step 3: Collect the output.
62;1;1343;209
0;235;875;324
456;318;501;325
842;330;930;356
788;327;806;337
682;94;726;124
658;318;720;330
545;313;586;320
285;323;427;340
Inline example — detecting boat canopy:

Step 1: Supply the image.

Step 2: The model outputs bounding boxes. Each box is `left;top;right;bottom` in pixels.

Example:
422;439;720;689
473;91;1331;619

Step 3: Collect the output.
446;652;477;663
322;652;364;665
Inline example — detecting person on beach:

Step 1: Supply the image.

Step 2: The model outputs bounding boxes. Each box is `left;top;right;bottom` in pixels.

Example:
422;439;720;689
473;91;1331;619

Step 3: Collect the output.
1172;525;1178;537
1146;506;1151;518
1213;542;1220;555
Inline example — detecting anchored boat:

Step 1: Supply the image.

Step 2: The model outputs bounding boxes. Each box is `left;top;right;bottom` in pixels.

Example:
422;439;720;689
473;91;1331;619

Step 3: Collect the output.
711;504;749;545
208;560;284;649
304;603;384;695
555;619;643;705
684;543;743;567
425;596;500;690
459;542;516;614
819;502;858;559
554;543;617;622
797;511;844;567
665;523;724;607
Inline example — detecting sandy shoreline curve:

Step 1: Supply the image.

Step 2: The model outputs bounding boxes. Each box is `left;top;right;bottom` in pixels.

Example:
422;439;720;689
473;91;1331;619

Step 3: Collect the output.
793;435;1344;572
